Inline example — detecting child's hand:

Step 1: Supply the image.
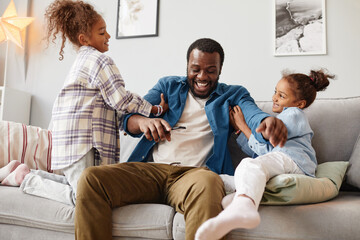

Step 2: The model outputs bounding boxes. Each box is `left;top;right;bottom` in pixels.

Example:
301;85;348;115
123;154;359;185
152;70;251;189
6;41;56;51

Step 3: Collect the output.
151;93;169;117
229;105;251;139
229;106;239;132
159;93;169;115
230;105;246;130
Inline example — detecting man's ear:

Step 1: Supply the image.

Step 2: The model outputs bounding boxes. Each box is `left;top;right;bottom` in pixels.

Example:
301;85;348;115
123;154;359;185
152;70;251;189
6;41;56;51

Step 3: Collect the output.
297;100;306;109
78;34;88;46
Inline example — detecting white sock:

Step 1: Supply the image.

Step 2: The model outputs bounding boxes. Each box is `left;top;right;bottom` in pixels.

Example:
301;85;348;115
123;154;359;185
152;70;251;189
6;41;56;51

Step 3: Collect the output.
2;164;30;186
0;160;21;182
195;195;260;240
221;192;235;209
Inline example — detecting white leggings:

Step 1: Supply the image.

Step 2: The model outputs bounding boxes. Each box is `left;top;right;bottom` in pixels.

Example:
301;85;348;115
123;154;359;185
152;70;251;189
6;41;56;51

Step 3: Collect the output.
235;152;304;209
20;149;94;206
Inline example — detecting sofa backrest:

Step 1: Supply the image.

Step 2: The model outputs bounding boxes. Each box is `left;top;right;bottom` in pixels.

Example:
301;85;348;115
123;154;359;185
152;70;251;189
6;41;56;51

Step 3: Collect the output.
256;97;360;164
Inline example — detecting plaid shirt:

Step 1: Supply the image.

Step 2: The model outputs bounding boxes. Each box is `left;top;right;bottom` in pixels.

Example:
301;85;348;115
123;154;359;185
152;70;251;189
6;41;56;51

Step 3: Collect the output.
51;46;152;170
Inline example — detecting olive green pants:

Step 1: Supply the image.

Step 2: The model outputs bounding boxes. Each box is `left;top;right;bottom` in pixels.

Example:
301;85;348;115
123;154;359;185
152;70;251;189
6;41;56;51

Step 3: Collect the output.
75;162;225;240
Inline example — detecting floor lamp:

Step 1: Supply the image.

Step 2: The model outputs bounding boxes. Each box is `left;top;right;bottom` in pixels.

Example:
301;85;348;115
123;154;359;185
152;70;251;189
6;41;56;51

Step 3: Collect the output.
0;0;34;85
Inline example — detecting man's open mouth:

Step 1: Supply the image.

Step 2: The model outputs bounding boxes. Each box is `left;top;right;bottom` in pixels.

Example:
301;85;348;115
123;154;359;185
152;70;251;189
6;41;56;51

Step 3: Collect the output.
195;80;210;90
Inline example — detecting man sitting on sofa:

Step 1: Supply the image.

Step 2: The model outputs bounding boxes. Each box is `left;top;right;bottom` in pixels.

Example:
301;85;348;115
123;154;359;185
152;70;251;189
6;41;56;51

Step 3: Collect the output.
75;38;288;240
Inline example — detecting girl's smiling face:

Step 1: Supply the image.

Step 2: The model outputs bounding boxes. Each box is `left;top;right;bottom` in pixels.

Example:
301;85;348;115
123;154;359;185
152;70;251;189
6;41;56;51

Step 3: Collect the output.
86;17;110;53
272;78;306;113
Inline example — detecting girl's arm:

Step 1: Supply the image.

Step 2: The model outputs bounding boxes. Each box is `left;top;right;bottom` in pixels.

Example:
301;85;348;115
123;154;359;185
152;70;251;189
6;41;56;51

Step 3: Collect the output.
230;105;274;156
96;56;169;117
229;105;252;139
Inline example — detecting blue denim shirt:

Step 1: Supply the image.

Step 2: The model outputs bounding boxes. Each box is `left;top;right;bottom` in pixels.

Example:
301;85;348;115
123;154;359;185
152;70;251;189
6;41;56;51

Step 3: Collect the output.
124;76;269;175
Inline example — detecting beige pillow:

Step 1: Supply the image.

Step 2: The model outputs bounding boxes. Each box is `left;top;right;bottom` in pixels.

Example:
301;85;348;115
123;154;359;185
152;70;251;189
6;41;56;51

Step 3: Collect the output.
261;161;349;205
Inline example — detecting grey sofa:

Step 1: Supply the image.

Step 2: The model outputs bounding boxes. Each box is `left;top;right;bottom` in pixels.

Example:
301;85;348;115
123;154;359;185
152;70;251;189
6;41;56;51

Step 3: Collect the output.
1;97;360;240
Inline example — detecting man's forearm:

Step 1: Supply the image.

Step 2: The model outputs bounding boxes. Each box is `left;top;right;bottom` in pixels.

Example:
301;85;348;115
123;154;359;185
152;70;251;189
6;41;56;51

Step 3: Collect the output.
126;114;144;135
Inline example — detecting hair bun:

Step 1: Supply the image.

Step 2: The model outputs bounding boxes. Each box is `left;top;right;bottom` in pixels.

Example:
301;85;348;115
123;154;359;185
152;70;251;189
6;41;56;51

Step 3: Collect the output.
309;69;334;92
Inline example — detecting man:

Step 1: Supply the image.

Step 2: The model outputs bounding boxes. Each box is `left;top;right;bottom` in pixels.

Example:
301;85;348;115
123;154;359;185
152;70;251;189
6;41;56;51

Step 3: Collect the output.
75;38;287;240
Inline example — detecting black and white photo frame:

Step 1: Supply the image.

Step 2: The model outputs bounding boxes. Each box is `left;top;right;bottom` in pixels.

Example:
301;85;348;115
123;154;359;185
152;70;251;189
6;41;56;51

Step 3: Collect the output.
274;0;327;56
116;0;159;39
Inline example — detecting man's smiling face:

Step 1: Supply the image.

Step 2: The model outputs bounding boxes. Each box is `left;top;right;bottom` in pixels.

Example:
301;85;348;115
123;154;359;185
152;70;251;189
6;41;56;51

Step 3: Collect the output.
187;48;221;99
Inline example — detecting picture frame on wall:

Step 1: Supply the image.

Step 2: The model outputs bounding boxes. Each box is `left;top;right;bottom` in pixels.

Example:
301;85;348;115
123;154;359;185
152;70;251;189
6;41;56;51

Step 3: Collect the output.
116;0;159;39
274;0;327;56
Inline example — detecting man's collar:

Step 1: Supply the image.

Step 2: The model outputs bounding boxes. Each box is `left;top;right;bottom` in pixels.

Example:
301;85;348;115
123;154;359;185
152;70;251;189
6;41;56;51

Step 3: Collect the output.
212;82;223;96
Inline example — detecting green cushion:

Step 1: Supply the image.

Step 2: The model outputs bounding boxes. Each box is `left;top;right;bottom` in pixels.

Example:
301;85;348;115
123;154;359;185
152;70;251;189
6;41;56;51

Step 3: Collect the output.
261;161;349;205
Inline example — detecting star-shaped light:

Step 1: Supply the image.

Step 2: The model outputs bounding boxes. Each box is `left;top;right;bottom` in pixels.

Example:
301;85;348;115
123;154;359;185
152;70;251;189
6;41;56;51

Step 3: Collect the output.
0;0;34;48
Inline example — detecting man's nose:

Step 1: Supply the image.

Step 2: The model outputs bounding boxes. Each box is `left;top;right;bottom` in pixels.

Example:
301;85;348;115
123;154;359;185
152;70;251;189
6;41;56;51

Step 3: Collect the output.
197;70;207;80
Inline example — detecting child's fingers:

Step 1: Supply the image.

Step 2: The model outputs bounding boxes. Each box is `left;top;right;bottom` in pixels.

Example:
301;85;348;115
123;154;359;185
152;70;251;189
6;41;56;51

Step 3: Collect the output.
235;105;242;113
159;93;169;114
159;93;165;104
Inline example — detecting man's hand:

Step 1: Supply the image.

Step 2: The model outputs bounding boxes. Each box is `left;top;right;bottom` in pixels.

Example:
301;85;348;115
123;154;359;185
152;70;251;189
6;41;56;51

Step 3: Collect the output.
256;117;287;147
127;114;172;142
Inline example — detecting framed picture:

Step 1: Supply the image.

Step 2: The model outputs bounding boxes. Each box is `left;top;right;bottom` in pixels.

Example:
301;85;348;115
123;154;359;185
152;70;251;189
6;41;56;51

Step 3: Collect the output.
116;0;159;39
274;0;326;56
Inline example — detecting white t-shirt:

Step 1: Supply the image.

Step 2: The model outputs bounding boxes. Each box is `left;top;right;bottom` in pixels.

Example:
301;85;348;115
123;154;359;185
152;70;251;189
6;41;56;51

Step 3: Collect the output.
152;91;214;167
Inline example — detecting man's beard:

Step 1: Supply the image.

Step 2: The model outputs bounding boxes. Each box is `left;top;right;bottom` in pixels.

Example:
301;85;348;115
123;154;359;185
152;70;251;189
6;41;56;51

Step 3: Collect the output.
187;76;219;99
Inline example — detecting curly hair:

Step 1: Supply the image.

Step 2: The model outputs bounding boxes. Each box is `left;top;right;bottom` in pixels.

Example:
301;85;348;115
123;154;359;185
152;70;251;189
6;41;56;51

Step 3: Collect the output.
44;0;101;60
282;69;335;108
186;38;225;69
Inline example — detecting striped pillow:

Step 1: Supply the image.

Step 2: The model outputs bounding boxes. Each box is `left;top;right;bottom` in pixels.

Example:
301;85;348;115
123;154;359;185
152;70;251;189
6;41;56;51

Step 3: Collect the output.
0;121;52;172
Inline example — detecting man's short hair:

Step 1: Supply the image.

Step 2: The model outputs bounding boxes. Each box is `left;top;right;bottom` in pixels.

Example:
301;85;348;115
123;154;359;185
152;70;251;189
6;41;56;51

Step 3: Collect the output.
186;38;225;68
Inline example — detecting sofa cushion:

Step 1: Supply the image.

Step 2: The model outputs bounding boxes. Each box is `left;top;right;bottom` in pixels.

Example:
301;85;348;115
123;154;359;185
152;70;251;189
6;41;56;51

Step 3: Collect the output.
172;191;360;240
261;161;348;205
346;133;360;189
112;204;174;239
230;191;360;240
0;186;74;233
0;186;175;239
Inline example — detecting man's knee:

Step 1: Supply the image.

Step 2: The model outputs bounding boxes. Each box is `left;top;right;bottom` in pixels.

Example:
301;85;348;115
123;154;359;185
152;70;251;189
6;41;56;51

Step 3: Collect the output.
77;166;102;197
193;169;225;196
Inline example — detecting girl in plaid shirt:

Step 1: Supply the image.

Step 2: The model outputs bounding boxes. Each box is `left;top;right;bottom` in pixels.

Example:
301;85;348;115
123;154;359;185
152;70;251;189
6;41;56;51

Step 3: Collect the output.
0;0;167;206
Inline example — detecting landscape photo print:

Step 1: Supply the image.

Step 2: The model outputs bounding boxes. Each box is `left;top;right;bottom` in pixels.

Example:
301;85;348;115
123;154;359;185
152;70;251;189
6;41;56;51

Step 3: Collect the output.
274;0;326;56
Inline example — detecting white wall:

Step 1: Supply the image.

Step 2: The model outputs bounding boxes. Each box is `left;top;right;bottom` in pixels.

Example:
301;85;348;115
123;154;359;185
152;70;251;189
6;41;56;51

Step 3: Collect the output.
1;0;359;128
